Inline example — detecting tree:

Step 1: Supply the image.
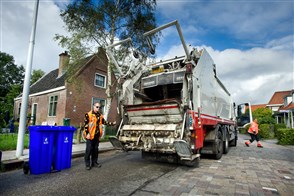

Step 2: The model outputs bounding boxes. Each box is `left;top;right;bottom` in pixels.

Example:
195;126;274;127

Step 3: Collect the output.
55;0;158;127
0;52;24;97
31;69;45;84
253;108;275;124
0;52;24;127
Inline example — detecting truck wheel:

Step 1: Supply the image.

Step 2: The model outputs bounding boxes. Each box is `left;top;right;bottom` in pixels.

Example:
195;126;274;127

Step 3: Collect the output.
223;132;230;154
230;136;237;147
214;131;223;160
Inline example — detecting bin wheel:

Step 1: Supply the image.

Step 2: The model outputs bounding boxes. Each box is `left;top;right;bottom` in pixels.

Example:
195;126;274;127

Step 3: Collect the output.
23;162;30;175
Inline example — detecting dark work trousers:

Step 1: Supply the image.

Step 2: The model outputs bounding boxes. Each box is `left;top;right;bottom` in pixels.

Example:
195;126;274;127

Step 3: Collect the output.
249;133;260;143
85;133;100;167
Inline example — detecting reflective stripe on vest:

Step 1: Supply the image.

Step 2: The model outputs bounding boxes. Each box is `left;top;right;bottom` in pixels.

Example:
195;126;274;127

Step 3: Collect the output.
87;111;103;140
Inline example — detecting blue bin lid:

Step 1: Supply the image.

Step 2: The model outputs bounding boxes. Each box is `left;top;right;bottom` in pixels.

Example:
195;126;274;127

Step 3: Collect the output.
28;126;76;132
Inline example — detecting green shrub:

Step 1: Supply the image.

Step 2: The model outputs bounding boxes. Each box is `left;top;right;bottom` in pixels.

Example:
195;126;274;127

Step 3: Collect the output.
258;124;275;139
274;124;286;138
259;124;270;139
276;128;294;145
238;124;250;134
105;125;117;136
238;127;246;134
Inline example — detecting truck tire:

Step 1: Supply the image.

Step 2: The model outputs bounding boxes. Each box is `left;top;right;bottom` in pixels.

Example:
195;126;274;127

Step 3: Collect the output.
214;131;223;160
230;136;237;147
223;132;230;154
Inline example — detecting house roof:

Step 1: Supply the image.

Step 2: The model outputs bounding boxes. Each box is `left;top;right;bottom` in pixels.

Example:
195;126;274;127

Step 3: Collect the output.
279;102;294;111
251;104;267;112
267;90;292;105
28;69;66;95
27;49;108;96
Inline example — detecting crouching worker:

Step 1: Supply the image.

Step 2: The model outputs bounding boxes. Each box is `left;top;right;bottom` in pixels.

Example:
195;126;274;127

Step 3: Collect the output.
245;118;263;148
83;102;116;170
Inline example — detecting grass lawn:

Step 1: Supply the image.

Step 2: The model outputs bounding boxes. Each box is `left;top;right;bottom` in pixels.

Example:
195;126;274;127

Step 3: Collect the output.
0;134;29;151
0;132;113;151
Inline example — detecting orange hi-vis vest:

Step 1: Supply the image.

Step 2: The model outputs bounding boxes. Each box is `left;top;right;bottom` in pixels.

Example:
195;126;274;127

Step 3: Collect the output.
84;111;103;140
248;121;258;134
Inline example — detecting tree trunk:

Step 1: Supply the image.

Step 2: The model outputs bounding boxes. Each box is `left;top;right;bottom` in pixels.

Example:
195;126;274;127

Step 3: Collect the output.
101;14;117;139
101;60;113;139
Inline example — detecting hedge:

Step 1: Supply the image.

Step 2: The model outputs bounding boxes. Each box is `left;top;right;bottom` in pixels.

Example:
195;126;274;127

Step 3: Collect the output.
238;124;250;134
276;128;294;145
259;124;275;139
274;123;286;138
239;123;275;139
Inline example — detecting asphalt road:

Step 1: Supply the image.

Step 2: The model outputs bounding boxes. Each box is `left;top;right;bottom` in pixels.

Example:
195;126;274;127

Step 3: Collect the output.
0;150;177;196
0;134;293;196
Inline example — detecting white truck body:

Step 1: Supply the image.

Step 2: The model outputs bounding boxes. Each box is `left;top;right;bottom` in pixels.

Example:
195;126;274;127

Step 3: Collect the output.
107;21;238;165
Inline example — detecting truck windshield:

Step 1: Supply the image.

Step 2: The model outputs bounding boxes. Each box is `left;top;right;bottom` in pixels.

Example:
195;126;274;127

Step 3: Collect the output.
237;104;251;127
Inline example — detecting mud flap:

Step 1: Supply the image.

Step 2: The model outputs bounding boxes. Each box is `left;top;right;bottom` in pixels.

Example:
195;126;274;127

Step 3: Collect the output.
173;139;192;160
109;136;124;150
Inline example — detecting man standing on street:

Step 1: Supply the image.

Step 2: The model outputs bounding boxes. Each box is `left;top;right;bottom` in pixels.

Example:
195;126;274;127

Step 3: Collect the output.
245;118;263;148
83;102;116;170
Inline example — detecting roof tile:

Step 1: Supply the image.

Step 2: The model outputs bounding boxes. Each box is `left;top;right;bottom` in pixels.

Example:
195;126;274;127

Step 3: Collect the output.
268;90;292;105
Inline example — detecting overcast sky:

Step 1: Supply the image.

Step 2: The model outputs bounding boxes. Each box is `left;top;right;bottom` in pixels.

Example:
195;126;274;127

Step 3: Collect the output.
1;0;293;105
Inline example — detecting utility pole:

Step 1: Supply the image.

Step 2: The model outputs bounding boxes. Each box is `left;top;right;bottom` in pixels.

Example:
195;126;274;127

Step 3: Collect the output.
16;0;39;158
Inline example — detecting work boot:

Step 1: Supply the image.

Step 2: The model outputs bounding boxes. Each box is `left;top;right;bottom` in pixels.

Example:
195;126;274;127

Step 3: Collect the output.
257;143;263;148
92;162;102;168
86;166;91;170
245;141;250;147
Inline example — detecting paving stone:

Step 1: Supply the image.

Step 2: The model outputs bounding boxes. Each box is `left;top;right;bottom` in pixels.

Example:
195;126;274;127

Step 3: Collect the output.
133;134;293;195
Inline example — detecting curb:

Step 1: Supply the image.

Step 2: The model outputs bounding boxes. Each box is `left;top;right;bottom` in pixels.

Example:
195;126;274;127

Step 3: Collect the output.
0;147;115;172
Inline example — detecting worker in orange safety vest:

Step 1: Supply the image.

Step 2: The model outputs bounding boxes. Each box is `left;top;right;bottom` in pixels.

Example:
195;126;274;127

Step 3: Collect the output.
245;118;263;148
83;102;116;170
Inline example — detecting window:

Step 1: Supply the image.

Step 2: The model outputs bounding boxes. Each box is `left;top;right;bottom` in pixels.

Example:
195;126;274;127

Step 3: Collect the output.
94;73;106;88
48;95;58;116
18;103;21;116
92;98;106;114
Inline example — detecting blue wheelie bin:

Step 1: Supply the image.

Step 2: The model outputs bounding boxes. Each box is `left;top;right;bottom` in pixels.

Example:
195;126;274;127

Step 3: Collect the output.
28;126;56;175
53;126;76;171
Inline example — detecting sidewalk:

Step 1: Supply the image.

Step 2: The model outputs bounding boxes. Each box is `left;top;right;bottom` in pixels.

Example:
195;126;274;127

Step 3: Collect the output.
0;142;114;171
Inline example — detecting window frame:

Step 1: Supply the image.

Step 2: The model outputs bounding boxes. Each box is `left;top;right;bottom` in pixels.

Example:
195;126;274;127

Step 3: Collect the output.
94;73;106;88
48;95;58;117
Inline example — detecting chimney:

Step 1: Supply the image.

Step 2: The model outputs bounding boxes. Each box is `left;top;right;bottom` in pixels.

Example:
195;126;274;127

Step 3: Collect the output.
58;51;70;77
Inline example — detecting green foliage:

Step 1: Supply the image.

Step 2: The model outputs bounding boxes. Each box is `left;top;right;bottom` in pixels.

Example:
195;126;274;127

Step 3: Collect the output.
252;108;275;124
54;0;158;76
259;124;275;139
238;128;246;134
274;123;286;138
0;52;25;128
276;128;294;145
0;134;29;151
31;69;45;84
239;124;250;134
0;52;24;97
0;84;22;128
105;125;117;136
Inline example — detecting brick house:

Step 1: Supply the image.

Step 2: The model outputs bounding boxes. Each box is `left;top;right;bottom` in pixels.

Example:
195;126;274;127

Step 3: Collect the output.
249;90;294;128
266;90;292;114
14;49;119;127
267;90;294;128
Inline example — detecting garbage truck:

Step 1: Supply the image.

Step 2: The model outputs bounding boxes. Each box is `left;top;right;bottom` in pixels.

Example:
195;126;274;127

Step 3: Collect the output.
107;20;238;166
